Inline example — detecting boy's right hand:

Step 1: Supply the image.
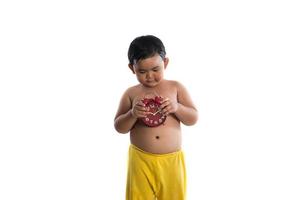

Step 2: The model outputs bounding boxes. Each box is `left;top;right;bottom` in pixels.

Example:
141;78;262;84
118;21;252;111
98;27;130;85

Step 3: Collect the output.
131;100;150;119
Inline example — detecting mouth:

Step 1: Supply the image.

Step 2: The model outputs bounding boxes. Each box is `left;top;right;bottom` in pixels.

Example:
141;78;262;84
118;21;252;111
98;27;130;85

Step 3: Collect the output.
146;80;155;83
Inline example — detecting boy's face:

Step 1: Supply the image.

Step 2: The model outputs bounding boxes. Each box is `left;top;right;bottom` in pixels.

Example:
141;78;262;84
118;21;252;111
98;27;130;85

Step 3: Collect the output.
129;54;169;88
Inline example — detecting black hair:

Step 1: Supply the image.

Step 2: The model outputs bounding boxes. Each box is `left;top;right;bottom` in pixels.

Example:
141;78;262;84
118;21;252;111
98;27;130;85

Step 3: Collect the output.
128;35;166;65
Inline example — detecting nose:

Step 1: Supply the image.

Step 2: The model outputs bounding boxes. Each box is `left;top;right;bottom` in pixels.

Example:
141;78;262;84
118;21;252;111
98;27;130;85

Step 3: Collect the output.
146;72;153;79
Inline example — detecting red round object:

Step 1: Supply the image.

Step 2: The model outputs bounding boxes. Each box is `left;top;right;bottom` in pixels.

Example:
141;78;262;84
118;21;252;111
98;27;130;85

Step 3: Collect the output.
141;96;166;127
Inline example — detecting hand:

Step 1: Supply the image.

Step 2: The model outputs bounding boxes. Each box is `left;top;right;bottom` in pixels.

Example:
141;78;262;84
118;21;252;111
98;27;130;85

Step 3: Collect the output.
160;97;178;116
131;99;151;119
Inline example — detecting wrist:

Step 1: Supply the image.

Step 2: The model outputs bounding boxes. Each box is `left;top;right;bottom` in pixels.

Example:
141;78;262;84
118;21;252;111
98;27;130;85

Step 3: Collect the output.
174;103;182;115
130;109;138;119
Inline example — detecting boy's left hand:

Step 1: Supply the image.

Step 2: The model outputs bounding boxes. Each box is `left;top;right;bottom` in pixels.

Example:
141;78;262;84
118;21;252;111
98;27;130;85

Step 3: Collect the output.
160;97;178;116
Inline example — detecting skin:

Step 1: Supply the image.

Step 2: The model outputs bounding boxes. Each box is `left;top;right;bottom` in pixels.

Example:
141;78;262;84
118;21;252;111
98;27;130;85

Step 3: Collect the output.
114;54;198;154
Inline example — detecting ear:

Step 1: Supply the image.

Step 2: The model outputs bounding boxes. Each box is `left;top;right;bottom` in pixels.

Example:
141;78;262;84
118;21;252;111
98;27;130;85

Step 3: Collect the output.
128;64;136;74
163;57;169;69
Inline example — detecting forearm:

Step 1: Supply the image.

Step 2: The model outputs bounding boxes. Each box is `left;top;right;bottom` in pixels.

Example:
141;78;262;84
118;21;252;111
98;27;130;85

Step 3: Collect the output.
114;110;138;134
174;103;198;126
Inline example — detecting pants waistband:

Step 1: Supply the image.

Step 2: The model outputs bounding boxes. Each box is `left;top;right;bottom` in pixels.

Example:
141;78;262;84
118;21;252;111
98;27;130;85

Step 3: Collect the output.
130;144;183;158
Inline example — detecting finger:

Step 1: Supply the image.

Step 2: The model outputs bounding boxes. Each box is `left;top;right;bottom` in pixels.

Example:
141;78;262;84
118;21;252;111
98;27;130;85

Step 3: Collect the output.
160;100;170;109
163;105;174;115
135;101;145;106
135;104;147;111
134;110;144;118
136;105;149;112
161;97;169;103
138;111;151;118
162;106;169;115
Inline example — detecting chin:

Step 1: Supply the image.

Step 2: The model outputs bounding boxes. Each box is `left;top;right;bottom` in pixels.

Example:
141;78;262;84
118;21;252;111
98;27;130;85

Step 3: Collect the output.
143;84;155;88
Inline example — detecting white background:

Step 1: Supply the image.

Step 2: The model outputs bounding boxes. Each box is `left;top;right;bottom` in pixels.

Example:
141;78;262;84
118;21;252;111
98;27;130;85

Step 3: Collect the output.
1;0;299;199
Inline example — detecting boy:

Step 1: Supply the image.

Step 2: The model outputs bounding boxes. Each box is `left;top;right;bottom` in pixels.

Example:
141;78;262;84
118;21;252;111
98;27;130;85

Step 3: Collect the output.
114;35;198;200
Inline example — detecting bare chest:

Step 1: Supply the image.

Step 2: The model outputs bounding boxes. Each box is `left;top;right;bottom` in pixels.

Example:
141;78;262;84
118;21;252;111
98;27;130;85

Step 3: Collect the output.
130;87;178;105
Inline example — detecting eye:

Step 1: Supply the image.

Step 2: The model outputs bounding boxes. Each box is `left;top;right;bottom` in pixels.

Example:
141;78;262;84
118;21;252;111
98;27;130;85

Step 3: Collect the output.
139;70;146;74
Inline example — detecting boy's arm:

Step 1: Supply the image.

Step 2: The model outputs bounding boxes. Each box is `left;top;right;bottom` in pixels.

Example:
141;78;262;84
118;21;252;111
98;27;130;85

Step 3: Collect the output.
174;82;198;126
114;90;138;134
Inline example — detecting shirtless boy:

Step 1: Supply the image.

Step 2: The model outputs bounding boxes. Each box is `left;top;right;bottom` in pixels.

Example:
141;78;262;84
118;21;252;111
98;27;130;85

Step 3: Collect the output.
114;35;198;200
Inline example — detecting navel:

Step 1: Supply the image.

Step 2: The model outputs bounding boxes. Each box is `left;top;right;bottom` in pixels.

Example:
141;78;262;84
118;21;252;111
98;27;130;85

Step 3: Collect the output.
155;136;160;139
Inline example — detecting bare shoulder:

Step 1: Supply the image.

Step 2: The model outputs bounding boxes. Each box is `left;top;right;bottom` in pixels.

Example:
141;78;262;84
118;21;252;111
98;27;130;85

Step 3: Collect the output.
119;83;144;106
166;80;196;109
114;84;141;119
124;84;142;101
164;79;187;91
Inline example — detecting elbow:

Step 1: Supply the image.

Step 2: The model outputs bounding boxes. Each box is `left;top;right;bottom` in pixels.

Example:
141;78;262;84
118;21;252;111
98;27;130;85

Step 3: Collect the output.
183;113;198;126
114;123;129;134
116;129;129;134
183;119;197;126
115;127;129;134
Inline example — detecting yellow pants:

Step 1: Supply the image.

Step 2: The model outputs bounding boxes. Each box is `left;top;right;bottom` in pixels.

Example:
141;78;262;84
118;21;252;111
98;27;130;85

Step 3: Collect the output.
126;144;186;200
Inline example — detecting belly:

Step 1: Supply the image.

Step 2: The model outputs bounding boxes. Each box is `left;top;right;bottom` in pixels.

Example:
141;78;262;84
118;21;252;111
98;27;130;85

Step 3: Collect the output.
130;115;182;154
